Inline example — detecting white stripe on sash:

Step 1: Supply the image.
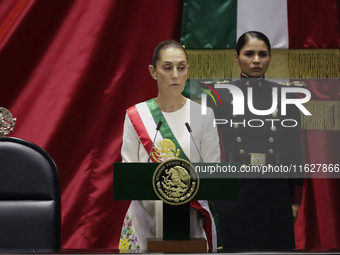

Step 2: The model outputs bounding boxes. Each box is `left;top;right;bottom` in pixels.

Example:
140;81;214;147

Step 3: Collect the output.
135;102;164;147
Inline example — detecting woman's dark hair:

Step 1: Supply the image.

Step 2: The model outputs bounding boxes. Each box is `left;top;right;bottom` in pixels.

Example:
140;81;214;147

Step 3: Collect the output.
236;31;271;55
152;40;188;68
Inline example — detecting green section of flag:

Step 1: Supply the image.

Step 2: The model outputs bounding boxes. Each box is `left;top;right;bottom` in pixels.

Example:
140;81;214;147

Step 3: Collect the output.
180;0;237;49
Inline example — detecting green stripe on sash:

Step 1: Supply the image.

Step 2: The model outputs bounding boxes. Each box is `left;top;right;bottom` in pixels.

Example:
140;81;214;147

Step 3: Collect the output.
146;98;189;161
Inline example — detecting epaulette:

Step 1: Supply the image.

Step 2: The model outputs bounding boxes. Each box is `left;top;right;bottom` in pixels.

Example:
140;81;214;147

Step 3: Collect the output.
215;80;230;84
277;81;306;87
199;80;230;85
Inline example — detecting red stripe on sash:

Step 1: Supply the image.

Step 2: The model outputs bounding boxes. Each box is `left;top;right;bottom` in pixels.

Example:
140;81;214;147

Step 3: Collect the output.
190;200;213;252
128;104;215;248
127;105;152;155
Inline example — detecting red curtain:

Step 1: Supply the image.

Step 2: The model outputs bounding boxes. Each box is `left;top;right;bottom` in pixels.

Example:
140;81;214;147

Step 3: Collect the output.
287;0;340;48
296;131;340;249
0;0;183;249
295;83;340;250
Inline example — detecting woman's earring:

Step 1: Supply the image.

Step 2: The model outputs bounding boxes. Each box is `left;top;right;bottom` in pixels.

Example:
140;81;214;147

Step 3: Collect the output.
154;77;157;80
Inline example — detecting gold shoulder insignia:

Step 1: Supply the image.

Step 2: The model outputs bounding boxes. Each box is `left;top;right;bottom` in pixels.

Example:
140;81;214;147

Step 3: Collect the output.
290;81;307;87
216;80;230;84
277;81;306;87
200;79;230;85
199;81;213;85
277;81;291;86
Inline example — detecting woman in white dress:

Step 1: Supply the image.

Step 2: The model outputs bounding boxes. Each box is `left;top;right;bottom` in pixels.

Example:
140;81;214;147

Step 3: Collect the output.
119;40;220;252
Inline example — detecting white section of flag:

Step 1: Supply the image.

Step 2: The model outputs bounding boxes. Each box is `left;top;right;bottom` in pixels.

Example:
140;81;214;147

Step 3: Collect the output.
236;0;289;49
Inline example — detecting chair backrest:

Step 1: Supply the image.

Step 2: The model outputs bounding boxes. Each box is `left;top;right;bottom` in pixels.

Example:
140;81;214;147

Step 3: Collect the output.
0;137;61;253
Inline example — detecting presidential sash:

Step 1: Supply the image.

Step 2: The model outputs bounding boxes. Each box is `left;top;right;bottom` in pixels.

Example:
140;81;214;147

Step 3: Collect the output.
127;98;189;162
126;98;216;251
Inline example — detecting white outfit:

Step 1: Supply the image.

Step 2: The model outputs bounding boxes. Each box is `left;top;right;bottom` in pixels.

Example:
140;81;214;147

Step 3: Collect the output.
120;99;220;251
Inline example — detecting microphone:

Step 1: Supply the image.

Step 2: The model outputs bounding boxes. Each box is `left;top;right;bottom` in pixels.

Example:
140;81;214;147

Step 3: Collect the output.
185;122;204;163
147;121;163;163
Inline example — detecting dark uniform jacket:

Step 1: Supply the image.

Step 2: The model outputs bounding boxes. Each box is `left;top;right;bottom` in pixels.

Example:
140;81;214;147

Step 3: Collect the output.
208;77;304;251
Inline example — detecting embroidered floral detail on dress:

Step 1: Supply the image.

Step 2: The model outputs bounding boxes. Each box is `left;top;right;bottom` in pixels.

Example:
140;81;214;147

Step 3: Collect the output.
119;212;140;253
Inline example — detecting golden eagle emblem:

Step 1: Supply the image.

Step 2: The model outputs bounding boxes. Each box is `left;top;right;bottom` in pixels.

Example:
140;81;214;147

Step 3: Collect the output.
151;138;180;162
0;107;16;137
152;158;199;205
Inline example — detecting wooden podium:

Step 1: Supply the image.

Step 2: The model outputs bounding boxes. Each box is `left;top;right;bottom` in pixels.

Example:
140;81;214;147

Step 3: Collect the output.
113;162;239;253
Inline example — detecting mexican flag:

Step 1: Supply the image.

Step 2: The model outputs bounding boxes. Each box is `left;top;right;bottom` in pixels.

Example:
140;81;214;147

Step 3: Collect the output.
179;0;340;79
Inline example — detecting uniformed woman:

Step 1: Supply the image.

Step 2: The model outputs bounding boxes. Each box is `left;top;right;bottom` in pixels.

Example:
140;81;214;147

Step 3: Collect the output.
210;31;304;251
